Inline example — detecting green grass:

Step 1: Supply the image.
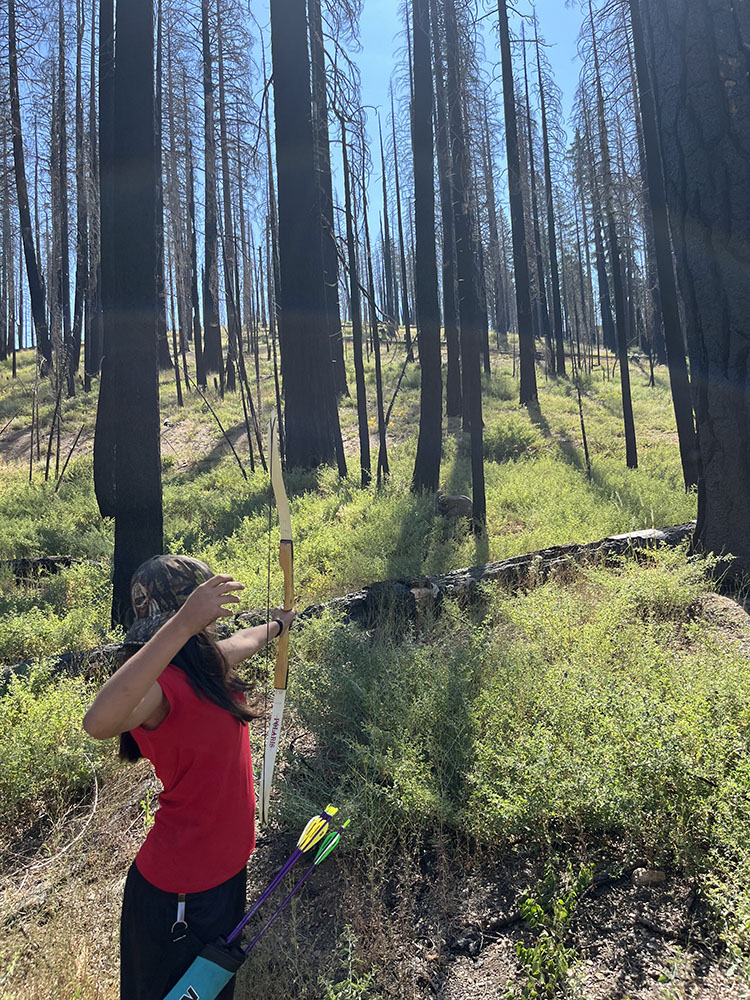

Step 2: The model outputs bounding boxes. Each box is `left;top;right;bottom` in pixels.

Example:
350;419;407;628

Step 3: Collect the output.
0;661;110;834
0;342;696;663
0;561;122;664
282;547;750;959
2;345;748;995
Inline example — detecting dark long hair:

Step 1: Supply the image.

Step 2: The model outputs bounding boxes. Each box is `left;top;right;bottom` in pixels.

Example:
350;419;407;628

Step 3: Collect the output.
119;631;254;762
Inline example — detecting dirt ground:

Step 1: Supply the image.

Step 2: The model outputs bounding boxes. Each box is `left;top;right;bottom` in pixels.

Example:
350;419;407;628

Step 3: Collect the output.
2;732;749;998
2;583;749;1000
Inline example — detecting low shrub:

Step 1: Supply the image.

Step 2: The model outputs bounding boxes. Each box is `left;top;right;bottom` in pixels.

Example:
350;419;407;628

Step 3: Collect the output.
0;663;109;833
484;415;541;463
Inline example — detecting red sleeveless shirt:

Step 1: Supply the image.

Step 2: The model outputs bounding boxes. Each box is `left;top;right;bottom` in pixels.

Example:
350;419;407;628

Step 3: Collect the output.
132;664;255;892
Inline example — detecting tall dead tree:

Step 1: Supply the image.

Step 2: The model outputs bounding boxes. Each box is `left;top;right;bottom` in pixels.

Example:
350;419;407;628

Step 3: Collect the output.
411;0;443;494
270;0;346;472
640;0;746;572
72;0;88;390
535;24;565;376
497;0;537;405
93;0;115;516
629;0;698;490
201;0;223;382
154;0;171;370
429;0;461;418
589;0;637;468
481;108;508;349
109;0;163;624
55;0;73;394
8;0;52;370
340;116;370;486
521;26;552;373
309;0;347;396
443;0;485;525
391;91;413;362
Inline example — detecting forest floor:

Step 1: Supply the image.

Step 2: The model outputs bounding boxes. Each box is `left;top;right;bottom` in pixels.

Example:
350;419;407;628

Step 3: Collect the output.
2;588;750;1000
2;343;749;999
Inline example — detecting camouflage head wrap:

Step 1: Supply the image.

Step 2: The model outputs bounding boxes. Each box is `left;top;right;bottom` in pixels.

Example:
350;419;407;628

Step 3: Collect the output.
123;554;214;645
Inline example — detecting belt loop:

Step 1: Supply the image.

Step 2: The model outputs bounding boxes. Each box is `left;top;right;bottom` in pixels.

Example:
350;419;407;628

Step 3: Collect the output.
171;893;188;942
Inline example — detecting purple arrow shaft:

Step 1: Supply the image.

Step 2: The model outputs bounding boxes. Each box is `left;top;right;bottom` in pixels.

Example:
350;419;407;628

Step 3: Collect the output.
225;847;302;944
242;862;317;956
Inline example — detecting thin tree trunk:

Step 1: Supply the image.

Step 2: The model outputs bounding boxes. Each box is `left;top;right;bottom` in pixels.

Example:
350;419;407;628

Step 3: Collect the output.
57;0;74;394
93;0;116;516
497;0;537;405
71;0;87;390
201;0;223;382
535;25;565;376
429;0;461;418
86;0;101;384
522;27;552;374
217;12;240;394
308;0;347;396
482;108;508;349
590;1;637;468
340;117;371;487
8;0;52;370
391;92;413;362
154;0;171;370
444;0;485;526
362;158;389;485
184;70;204;387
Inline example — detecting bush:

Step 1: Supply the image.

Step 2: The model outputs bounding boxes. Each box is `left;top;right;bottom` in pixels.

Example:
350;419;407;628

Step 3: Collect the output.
0;663;108;833
0;562;119;665
484;415;541;463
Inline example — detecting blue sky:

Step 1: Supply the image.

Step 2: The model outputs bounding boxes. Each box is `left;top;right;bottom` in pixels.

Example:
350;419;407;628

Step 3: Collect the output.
357;0;584;142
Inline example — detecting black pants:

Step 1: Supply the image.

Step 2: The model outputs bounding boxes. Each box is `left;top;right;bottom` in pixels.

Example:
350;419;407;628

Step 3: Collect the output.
120;861;247;1000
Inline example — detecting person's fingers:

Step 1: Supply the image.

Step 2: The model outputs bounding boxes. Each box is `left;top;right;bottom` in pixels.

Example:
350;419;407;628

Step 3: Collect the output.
206;575;244;589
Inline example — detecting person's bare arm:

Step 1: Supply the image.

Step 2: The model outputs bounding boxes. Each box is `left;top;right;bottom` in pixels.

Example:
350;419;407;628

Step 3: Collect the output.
83;575;245;739
217;608;297;667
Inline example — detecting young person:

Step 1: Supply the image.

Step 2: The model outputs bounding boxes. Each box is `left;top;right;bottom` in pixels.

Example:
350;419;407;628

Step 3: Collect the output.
83;555;296;1000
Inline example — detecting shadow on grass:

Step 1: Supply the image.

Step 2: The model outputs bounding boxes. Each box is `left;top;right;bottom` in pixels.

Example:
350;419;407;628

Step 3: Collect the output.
172;420;255;483
526;400;662;528
382;427;490;583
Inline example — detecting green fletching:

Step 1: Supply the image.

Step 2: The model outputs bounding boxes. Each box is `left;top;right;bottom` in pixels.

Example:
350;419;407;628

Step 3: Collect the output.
314;819;350;865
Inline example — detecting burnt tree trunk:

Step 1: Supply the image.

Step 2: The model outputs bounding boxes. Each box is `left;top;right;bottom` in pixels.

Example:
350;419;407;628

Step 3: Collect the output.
308;0;347;396
154;0;171;370
110;0;163;624
522;28;552;374
270;0;346;472
72;0;87;390
93;0;116;516
429;0;461;418
340;117;370;487
535;26;565;377
497;0;537;405
411;0;443;493
8;0;52;370
590;3;637;468
391;92;413;363
443;0;485;526
629;0;699;491
201;0;223;382
640;0;749;575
